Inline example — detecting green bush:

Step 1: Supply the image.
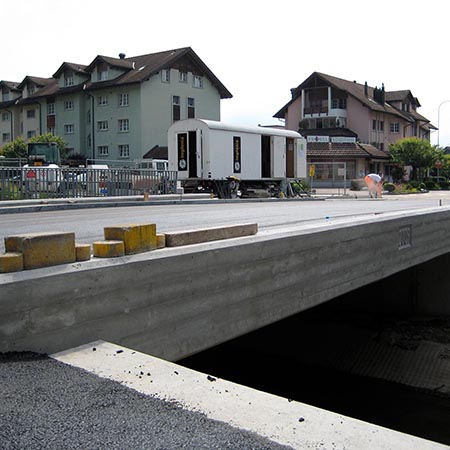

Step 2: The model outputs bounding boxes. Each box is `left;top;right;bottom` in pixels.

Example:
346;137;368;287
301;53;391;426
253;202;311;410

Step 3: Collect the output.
408;180;421;189
437;180;450;190
424;181;437;190
383;182;395;192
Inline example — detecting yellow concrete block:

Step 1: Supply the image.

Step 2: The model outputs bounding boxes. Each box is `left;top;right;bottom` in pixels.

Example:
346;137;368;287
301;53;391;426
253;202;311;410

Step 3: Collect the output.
165;223;258;247
5;232;76;270
93;240;125;258
103;223;156;254
75;244;91;262
0;252;24;273
156;233;166;249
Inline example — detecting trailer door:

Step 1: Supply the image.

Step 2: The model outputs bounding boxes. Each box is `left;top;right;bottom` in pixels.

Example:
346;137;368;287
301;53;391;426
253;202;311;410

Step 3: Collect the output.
286;138;295;178
261;135;271;178
188;131;197;178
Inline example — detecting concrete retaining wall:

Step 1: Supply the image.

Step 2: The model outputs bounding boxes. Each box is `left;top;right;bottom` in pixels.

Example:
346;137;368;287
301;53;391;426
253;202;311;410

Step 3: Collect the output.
2;207;450;360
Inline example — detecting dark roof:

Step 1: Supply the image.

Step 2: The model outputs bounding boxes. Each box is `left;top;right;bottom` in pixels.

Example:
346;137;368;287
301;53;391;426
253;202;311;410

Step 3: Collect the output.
17;79;59;104
85;55;135;73
143;145;168;159
358;143;391;159
274;72;421;123
0;80;21;91
17;76;54;90
6;47;232;106
307;142;390;160
53;62;88;78
86;47;232;99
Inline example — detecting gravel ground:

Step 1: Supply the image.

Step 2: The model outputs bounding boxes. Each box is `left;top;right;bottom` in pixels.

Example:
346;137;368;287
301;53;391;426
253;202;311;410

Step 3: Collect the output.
0;352;293;450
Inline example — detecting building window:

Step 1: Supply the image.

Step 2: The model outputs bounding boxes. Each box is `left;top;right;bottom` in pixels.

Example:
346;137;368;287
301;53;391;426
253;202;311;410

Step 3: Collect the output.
64;100;74;110
390;122;400;133
193;75;203;88
331;98;347;109
97;96;108;106
379;121;384;132
118;144;130;158
98;145;109;156
118;119;129;132
2;132;11;142
47;127;55;135
98;69;108;81
161;69;170;83
179;71;188;83
27;130;36;138
1;112;10;121
187;98;195;118
28;86;35;95
2;92;9;102
47;103;55;115
119;93;129;107
372;119;377;131
27;109;35;118
64;124;74;134
172;95;181;122
97;120;108;131
64;76;74;87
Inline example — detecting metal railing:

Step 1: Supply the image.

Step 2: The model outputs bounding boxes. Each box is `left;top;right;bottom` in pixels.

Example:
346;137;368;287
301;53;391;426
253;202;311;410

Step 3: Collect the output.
308;162;348;195
0;166;177;201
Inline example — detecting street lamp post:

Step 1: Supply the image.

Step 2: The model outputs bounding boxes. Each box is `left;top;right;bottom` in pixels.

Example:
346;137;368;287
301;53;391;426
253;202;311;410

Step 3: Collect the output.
437;100;450;148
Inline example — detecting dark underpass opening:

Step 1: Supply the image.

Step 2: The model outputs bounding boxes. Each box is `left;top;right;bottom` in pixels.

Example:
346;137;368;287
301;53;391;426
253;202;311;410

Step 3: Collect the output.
179;267;450;446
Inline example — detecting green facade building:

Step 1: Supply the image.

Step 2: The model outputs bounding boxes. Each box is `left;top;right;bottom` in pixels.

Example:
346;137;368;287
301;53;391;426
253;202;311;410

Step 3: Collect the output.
0;47;232;163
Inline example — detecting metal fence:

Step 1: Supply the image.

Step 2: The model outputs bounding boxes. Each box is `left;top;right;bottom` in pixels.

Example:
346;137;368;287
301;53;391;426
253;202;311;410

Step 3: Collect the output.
0;166;178;201
307;162;348;194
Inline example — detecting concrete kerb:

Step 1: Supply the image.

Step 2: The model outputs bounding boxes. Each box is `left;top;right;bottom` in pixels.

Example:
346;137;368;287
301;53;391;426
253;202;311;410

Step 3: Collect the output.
51;340;449;450
0;195;326;215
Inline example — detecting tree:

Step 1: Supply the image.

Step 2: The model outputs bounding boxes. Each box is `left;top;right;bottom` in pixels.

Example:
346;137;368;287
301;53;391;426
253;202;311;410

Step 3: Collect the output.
0;133;68;160
29;133;67;158
389;138;442;181
0;137;27;158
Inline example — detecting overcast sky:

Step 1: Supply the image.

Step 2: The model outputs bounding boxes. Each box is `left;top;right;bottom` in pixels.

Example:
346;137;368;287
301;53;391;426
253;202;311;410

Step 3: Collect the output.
3;0;449;146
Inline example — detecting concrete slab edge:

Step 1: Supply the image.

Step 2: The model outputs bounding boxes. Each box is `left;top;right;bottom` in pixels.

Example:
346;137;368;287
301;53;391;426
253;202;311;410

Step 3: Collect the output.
0;197;324;215
52;341;449;450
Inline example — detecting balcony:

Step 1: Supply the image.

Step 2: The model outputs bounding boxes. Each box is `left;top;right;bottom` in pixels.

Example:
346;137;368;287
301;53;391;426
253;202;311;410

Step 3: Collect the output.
304;105;329;116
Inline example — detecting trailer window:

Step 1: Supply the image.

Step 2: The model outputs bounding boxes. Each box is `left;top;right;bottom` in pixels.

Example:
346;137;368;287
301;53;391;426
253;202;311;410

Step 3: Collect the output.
233;136;241;173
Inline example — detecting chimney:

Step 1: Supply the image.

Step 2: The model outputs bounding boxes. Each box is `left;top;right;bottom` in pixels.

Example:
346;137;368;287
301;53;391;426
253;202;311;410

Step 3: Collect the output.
119;53;126;59
364;81;368;97
290;88;296;99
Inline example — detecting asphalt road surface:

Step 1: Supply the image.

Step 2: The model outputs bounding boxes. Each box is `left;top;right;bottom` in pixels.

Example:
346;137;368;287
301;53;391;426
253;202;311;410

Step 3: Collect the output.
1;191;450;253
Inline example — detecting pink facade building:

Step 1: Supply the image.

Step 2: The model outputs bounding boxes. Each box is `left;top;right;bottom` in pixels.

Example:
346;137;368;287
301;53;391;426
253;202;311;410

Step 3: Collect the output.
274;72;436;182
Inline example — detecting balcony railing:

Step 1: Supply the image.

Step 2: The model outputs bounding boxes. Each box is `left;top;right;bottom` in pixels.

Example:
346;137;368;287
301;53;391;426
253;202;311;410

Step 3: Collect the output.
303;106;329;115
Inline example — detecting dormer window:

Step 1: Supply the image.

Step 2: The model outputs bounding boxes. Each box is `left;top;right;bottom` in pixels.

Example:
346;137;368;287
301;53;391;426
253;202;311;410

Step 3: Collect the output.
97;62;108;81
2;89;9;102
28;85;35;95
98;70;108;81
162;69;170;83
64;75;74;87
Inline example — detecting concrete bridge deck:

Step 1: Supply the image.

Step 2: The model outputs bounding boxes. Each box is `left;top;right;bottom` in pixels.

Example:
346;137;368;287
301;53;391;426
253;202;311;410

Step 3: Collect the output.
2;193;450;449
2;202;450;358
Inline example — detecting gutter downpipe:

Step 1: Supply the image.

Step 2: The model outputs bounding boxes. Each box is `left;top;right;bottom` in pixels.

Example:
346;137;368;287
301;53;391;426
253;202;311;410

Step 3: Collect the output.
84;84;95;161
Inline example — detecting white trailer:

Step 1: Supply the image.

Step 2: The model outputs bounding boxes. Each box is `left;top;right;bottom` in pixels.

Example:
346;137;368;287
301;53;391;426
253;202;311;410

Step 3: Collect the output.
168;119;307;198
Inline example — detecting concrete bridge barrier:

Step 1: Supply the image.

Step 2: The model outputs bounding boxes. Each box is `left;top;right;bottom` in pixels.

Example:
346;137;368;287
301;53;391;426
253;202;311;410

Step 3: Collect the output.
1;208;450;360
